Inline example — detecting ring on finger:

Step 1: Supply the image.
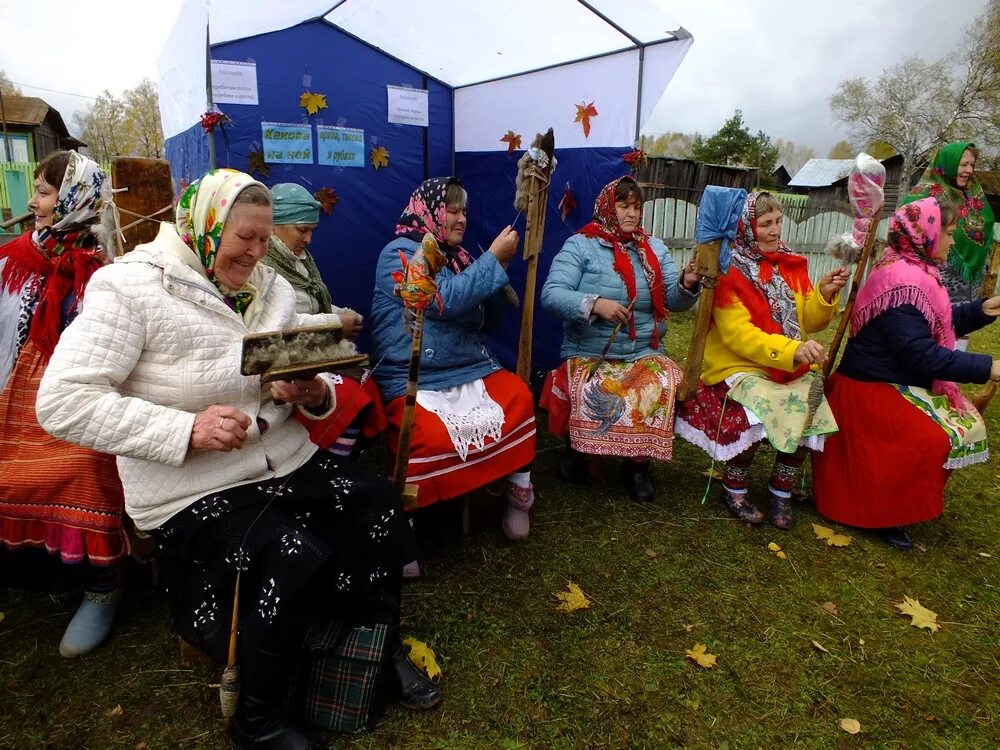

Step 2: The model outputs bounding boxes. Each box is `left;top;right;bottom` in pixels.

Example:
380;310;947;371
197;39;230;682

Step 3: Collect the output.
219;417;225;428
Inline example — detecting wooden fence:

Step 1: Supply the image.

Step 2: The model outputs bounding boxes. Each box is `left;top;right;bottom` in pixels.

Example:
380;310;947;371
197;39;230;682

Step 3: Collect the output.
1;161;113;213
641;197;889;286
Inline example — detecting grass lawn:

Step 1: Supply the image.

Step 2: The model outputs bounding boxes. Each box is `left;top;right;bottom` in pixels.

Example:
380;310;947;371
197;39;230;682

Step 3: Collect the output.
2;311;999;749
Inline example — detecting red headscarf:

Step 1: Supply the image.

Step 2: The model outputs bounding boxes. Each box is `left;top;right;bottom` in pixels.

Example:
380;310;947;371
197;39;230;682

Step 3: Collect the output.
576;176;666;348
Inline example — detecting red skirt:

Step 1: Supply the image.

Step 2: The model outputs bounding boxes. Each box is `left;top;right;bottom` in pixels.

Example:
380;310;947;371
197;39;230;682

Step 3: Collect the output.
385;370;536;508
295;374;387;449
813;374;950;528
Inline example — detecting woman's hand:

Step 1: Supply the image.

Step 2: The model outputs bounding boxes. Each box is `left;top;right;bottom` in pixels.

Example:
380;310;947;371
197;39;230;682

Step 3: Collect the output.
190;405;252;452
991;360;1000;381
488;225;520;266
983;296;1000;317
592;298;631;324
819;266;851;302
339;313;363;340
793;340;826;367
681;254;702;290
270;377;330;409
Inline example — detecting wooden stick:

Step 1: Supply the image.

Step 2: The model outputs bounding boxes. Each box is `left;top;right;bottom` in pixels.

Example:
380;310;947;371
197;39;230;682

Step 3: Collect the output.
516;129;555;383
678;240;722;401
1;211;31;231
978;239;1000;299
973;380;998;414
822;206;884;379
219;570;241;721
393;309;425;509
585;297;637;381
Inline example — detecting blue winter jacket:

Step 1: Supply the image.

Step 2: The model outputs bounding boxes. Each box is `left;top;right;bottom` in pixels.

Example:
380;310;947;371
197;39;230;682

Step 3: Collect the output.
541;234;699;361
370;236;510;400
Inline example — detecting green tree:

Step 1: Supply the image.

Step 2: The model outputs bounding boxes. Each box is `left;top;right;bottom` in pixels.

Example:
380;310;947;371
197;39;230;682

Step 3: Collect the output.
827;140;855;159
691;110;779;176
73;79;164;161
0;70;20;96
644;131;696;158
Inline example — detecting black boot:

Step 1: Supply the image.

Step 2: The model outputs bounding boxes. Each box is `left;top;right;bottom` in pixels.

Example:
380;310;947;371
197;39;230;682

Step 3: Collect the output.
621;460;654;502
878;526;913;551
556;440;588;483
228;648;333;750
392;643;443;710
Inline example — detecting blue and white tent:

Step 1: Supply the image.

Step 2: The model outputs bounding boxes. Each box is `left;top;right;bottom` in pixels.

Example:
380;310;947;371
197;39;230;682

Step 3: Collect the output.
157;0;692;370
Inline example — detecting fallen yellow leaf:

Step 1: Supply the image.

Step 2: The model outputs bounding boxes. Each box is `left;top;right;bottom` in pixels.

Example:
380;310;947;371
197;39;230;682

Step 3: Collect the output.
683;623;695;632
821;601;838;615
838;717;861;734
0;611;5;624
702;467;723;479
299;91;328;115
644;548;658;558
811;639;829;653
402;636;442;682
767;542;781;552
978;552;991;558
554;582;592;613
895;596;940;632
685;643;717;669
108;704;124;718
776;551;787;559
812;523;853;547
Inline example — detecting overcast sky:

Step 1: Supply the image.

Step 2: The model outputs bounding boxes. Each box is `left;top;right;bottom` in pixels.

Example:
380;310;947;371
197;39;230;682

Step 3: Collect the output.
0;0;987;156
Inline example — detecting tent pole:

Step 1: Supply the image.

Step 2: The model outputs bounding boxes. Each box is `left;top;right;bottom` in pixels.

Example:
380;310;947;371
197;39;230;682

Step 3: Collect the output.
634;44;645;143
422;75;429;181
205;25;217;170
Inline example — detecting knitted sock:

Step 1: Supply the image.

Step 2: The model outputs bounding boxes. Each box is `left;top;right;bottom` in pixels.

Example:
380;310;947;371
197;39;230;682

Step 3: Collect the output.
723;444;759;495
768;448;807;497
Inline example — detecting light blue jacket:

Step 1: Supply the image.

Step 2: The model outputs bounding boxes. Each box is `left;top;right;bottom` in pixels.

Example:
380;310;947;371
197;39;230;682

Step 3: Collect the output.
370;237;510;400
541;234;698;361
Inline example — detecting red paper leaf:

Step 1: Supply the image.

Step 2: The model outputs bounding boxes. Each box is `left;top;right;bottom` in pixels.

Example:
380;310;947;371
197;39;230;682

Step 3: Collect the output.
574;101;598;138
558;185;577;221
500;130;522;154
247;147;270;178
313;187;339;215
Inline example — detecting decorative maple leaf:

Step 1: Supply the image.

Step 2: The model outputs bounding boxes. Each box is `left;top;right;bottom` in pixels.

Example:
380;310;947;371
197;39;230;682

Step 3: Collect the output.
313;187;339;215
685;643;717;669
371;145;390;170
402;636;442;681
895;596;940;632
558;184;577;222
574;101;598;138
247;147;270;178
299;91;328;115
812;523;852;547
500;129;522;154
554;581;591;613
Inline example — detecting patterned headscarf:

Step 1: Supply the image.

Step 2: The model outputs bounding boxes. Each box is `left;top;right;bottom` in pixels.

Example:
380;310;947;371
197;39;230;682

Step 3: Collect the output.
902;141;995;285
395;176;475;274
271;182;321;225
175;169;268;314
854;197;971;413
0;151;110;358
577;176;666;348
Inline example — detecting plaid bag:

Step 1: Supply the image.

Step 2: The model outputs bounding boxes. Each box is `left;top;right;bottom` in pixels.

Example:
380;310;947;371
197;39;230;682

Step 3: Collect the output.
293;616;391;733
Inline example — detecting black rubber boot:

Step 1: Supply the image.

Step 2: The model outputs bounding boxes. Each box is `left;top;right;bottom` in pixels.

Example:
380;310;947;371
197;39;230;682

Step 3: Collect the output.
392;642;443;710
228;648;333;750
621;460;655;502
878;526;913;551
556;439;588;483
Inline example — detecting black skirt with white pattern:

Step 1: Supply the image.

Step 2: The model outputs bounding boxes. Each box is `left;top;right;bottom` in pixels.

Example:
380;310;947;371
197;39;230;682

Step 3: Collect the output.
155;451;409;663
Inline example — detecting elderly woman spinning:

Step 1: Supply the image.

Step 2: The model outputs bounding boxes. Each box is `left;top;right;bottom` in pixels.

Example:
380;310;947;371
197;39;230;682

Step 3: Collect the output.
37;169;440;750
676;192;850;530
814;197;1000;550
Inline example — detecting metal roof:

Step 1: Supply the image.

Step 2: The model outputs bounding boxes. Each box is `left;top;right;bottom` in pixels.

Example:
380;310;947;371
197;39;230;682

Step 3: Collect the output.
788;159;855;188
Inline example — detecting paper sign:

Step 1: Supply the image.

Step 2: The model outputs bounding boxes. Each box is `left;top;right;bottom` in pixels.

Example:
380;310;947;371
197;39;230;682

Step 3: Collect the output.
387;85;429;127
211;60;259;106
261;122;313;164
316;126;365;168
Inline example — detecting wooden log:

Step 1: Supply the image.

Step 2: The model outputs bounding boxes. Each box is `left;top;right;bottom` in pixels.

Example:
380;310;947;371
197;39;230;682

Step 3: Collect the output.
973;379;998;414
822;206;884;379
978;239;1000;298
111;157;174;254
678;240;722;401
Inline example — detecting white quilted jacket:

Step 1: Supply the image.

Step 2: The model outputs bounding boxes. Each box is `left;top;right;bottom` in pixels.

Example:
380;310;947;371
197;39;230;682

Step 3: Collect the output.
37;223;337;530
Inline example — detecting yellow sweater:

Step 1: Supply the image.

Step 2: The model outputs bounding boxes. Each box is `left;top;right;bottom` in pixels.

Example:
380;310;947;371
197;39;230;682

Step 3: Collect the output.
701;281;837;386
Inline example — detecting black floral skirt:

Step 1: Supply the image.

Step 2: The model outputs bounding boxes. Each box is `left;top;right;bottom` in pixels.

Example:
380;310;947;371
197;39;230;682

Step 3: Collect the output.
155;452;409;664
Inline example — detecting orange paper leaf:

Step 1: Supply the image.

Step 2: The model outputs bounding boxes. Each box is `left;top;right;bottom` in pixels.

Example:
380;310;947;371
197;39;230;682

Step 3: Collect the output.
500;130;522;153
371;145;390;170
574;101;598;138
299;91;328;115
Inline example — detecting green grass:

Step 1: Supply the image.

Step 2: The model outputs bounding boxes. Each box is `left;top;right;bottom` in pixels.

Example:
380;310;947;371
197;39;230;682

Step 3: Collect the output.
2;312;999;749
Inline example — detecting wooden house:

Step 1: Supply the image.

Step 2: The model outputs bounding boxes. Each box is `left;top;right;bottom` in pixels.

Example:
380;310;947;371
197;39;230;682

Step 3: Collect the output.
0;95;86;163
633;157;758;204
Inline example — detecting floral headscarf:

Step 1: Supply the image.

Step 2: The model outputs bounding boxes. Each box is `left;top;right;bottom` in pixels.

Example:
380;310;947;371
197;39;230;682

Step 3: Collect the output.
175;168;267;313
0;151;110;358
577;176;666;348
902;141;995;285
853;197;971;413
394;176;475;274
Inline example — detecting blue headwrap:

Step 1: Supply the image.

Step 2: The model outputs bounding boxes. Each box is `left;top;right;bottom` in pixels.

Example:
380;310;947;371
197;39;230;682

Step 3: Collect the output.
271;183;321;225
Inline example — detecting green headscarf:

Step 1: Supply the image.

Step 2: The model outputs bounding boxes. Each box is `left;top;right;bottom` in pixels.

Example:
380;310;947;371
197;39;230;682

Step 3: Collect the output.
271;183;321;225
901;141;995;285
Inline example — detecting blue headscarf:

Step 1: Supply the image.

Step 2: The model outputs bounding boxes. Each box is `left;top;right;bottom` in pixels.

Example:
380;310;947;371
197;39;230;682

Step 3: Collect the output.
271;183;321;225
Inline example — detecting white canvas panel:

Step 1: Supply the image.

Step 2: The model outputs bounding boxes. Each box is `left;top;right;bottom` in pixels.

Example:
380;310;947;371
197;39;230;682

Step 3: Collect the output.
158;0;210;138
454;50;639;152
638;36;694;130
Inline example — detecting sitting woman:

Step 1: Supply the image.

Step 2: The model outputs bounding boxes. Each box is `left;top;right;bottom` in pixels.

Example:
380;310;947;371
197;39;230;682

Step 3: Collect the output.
369;177;536;543
540;176;701;501
675;191;849;530
0;151;127;658
814;197;999;551
37;169;440;750
901;142;994;313
262;182;385;460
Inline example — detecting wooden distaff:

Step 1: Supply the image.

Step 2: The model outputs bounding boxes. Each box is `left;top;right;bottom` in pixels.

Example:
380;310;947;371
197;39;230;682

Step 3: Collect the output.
516;128;556;383
678;240;722;401
392;233;448;509
972;240;1000;413
822;205;884;379
219;570;241;721
111;157;174;254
